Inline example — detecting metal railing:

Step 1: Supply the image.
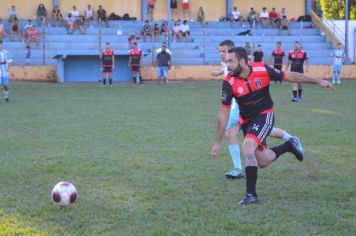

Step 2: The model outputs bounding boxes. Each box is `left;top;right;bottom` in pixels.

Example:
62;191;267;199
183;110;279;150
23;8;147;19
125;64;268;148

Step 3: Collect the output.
322;18;345;44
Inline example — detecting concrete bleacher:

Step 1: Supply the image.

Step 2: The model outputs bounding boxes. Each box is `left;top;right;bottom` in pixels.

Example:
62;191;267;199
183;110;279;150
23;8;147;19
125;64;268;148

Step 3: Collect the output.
2;20;333;67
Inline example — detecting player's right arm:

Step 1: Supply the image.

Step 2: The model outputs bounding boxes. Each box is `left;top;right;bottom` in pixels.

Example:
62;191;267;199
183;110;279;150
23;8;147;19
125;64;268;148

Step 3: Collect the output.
285;71;335;91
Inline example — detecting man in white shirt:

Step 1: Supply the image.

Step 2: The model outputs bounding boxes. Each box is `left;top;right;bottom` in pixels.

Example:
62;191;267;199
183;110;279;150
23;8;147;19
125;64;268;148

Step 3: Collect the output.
179;20;190;42
259;7;269;29
85;4;94;27
231;6;243;28
70;6;80;22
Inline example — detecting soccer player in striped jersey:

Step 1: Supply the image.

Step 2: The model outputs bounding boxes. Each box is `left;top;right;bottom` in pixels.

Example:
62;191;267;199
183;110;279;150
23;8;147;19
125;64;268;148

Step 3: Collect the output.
211;40;294;180
0;40;12;102
129;42;143;85
330;43;345;84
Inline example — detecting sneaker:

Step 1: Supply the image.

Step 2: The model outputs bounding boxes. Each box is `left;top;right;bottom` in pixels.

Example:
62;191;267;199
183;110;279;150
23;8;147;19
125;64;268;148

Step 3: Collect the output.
5;98;9;102
288;136;304;161
238;193;259;205
337;81;341;84
291;97;299;102
225;168;244;179
332;80;335;84
298;97;303;102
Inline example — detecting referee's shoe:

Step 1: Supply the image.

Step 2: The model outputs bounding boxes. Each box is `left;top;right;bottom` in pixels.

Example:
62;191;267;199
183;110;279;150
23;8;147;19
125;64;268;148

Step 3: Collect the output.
288;137;304;161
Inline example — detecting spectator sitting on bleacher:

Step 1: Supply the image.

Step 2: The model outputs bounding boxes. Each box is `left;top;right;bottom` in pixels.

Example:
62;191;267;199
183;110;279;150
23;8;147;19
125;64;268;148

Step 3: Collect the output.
78;15;86;34
253;44;264;62
197;7;206;26
97;5;109;28
247;7;257;29
10;18;21;41
9;5;17;23
85;4;95;27
153;23;160;42
180;20;190;42
259;7;269;29
231;6;244;28
66;13;77;34
269;8;280;28
70;6;80;22
160;21;168;38
280;15;290;35
36;3;49;27
23;20;33;40
172;20;181;42
0;19;6;39
280;8;287;19
141;20;152;42
52;5;63;27
26;26;40;49
128;33;137;49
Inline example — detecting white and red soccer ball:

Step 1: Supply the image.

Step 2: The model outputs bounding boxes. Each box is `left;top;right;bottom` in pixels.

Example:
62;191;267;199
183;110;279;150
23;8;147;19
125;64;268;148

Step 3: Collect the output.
51;181;77;206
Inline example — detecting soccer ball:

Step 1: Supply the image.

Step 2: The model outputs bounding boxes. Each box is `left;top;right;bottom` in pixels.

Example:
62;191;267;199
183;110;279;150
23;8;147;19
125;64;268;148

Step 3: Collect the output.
51;181;77;206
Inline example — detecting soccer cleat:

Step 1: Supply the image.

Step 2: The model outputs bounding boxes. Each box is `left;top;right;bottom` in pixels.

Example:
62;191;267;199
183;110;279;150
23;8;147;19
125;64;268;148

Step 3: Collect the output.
5;98;9;102
238;193;259;205
225;168;244;179
298;97;303;102
337;81;341;84
291;97;299;102
288;136;304;161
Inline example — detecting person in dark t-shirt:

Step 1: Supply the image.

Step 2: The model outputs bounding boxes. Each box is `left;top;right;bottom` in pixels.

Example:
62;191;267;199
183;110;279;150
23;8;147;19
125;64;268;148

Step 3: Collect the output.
253;44;264;62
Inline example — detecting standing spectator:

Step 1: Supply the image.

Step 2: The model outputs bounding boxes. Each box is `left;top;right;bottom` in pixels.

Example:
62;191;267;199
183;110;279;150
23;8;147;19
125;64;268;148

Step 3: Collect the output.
244;42;252;61
128;42;143;86
51;5;63;27
0;40;12;102
97;5;109;27
36;3;49;27
330;43;345;84
286;41;309;102
155;43;171;84
171;0;178;20
100;42;115;85
180;20;190;42
78;15;86;34
66;13;77;34
70;6;80;22
155;42;172;55
269;8;279;28
172;20;181;42
182;0;191;21
270;42;285;84
25;45;31;65
253;44;264;62
9;5;17;23
153;23;160;42
279;15;290;35
85;4;95;27
247;7;257;29
141;20;152;42
0;19;7;39
160;21;169;39
259;7;269;29
10;18;21;41
197;7;206;26
231;6;243;28
26;26;40;49
147;0;156;20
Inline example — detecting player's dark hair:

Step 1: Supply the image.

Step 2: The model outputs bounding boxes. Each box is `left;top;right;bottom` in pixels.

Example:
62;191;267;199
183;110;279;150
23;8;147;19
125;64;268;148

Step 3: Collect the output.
219;40;235;48
228;47;248;63
277;41;281;44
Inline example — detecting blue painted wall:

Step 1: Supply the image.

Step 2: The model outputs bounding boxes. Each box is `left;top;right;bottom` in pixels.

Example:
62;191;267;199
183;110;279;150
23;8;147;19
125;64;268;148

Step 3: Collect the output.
63;56;131;82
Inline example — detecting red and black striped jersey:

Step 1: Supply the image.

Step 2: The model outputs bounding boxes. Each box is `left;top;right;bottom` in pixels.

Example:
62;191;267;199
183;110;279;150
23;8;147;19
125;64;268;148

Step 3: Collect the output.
272;49;285;65
221;62;286;122
102;49;114;66
129;48;142;66
288;50;308;73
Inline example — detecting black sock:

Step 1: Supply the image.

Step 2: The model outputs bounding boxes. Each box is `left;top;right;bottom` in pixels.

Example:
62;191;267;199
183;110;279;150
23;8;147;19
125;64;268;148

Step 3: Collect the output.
245;166;258;196
109;78;112;85
298;89;302;98
139;76;143;84
132;77;136;84
103;78;106;85
270;141;292;159
293;90;297;98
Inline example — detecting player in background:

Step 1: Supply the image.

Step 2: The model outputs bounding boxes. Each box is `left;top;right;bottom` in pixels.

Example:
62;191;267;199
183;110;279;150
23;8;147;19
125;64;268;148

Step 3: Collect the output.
0;40;12;102
129;42;143;85
211;40;294;179
286;41;308;102
100;42;115;85
211;47;335;205
270;42;285;83
330;42;345;84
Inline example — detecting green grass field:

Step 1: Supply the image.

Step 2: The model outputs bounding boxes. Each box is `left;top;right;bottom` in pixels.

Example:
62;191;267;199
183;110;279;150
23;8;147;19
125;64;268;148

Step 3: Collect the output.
0;80;355;235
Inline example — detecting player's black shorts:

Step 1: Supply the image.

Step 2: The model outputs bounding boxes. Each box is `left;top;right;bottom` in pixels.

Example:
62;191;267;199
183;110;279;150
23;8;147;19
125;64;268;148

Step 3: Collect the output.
130;66;141;73
274;65;282;70
102;66;112;73
241;112;275;149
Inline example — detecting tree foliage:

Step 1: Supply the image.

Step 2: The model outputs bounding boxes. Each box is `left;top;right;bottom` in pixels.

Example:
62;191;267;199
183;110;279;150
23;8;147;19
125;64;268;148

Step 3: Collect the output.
320;0;356;20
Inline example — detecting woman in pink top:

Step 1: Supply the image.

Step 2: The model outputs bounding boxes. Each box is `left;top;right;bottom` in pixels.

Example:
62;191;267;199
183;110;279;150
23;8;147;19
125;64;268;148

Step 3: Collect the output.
27;26;40;49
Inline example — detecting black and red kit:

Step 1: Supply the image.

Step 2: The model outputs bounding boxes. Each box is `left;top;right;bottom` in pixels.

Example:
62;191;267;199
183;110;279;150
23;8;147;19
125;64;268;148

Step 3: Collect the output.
288;50;308;73
102;49;114;73
272;49;285;70
129;48;142;73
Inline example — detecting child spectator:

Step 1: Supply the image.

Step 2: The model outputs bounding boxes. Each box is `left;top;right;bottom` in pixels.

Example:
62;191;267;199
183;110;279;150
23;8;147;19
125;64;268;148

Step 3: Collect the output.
141;20;152;42
197;7;206;26
280;15;290;35
10;18;21;41
52;5;63;27
0;19;6;39
85;5;95;27
26;26;40;49
97;5;109;27
36;3;49;27
172;20;181;42
180;20;190;42
9;5;17;23
25;45;31;65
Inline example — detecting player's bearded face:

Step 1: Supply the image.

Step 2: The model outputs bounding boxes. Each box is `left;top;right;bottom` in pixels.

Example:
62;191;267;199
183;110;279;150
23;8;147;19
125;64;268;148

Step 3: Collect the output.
227;53;243;77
